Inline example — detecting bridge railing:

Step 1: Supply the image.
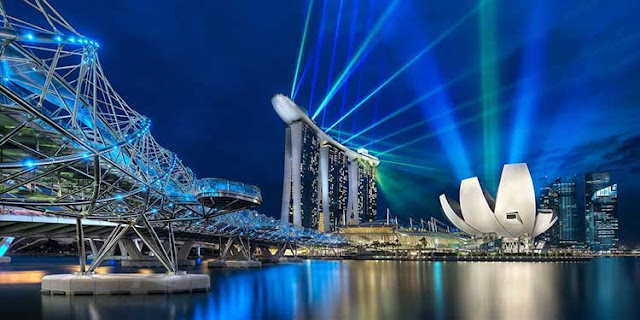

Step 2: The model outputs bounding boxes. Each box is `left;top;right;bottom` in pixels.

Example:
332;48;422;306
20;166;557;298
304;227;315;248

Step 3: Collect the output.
173;210;347;246
195;178;262;202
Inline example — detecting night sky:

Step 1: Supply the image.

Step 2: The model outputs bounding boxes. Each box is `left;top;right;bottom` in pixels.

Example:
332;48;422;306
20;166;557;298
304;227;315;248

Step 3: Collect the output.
39;1;640;246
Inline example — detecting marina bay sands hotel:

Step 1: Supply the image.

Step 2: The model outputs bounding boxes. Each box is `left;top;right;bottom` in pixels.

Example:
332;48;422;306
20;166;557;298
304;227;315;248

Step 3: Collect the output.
272;94;379;233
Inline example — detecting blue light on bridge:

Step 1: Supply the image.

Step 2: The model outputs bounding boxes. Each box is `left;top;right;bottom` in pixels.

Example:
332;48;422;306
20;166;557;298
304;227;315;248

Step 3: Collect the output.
0;237;14;257
25;33;34;40
23;159;36;169
115;194;123;201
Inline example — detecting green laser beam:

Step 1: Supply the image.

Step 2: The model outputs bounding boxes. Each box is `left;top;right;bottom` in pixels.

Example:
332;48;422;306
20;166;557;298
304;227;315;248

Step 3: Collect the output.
377;152;433;165
480;0;499;192
379;159;445;173
342;76;465;144
311;0;399;119
291;0;315;98
377;107;492;157
361;92;489;149
326;127;399;150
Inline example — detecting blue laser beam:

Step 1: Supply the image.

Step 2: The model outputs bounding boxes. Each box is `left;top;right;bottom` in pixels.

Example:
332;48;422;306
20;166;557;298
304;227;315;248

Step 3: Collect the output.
311;0;399;119
366;30;640;153
307;0;329;115
509;1;547;163
324;1;486;131
337;0;360;141
293;59;312;101
321;0;344;127
291;0;315;99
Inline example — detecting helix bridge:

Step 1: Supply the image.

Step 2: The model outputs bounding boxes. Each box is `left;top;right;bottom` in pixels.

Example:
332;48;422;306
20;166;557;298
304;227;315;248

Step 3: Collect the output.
0;0;345;273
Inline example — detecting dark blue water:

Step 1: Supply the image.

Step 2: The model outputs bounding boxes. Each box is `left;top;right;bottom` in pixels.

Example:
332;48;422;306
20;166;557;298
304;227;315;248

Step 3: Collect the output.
0;256;639;319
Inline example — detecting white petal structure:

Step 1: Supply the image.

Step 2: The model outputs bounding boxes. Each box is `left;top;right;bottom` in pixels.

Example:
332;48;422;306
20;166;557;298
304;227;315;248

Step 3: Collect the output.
532;209;557;238
494;164;537;237
460;177;511;237
439;195;480;235
440;163;556;239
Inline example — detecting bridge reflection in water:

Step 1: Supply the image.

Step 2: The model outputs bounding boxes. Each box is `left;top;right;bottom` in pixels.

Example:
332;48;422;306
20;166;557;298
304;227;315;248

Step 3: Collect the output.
1;258;629;319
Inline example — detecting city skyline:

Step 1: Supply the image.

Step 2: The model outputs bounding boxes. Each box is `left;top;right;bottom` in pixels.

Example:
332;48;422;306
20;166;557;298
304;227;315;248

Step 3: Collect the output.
31;0;640;246
539;173;621;250
0;1;639;319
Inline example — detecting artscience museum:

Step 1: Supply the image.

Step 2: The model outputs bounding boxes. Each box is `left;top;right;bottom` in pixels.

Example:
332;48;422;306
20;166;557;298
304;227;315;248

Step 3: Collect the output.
440;163;557;252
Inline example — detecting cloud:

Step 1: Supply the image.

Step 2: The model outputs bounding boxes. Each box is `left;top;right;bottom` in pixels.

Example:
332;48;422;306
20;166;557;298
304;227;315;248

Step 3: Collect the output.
529;133;640;179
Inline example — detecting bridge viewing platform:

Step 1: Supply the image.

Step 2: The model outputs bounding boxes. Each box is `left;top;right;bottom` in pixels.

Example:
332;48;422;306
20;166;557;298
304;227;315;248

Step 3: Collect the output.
196;178;262;210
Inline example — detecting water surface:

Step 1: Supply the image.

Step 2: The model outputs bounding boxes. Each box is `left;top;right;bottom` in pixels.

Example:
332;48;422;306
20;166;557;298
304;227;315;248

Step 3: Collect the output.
1;256;639;319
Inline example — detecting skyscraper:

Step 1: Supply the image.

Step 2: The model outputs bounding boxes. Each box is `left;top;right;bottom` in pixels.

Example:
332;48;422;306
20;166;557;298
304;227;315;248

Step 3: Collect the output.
324;144;349;229
585;172;619;250
539;176;582;247
538;178;559;244
273;94;379;232
298;121;320;229
358;156;378;223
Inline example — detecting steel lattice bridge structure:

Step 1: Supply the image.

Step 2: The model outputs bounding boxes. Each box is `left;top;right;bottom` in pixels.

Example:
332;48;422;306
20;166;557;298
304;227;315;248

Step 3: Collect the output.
0;0;345;273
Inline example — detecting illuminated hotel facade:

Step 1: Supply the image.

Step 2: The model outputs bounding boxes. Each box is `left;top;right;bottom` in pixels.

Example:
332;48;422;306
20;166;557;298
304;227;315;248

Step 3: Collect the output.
272;94;379;232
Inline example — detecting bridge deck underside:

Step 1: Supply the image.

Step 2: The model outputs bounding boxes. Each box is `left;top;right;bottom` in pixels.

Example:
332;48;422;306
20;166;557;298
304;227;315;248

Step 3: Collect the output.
0;214;344;247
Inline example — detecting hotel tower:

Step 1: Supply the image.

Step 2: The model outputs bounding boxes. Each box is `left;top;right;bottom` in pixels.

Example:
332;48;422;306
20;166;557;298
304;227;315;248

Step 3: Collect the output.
272;94;379;232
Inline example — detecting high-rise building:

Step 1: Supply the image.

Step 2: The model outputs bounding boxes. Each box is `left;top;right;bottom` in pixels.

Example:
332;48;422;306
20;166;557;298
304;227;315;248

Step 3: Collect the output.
273;94;379;232
585;172;618;250
538;178;559;244
358;157;378;223
298;121;320;229
539;176;582;247
325;144;349;229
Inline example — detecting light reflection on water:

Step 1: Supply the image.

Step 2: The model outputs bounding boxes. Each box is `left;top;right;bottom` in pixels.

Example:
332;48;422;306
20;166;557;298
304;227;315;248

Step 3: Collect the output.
0;270;46;284
456;261;560;320
1;257;640;319
0;266;113;284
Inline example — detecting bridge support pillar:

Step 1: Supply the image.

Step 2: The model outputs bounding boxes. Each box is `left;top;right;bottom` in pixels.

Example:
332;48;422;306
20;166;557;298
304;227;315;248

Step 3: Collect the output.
208;236;261;268
221;236;252;260
259;242;302;263
42;215;210;295
177;240;195;261
75;218;86;273
88;239;98;258
85;214;176;273
121;239;145;260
